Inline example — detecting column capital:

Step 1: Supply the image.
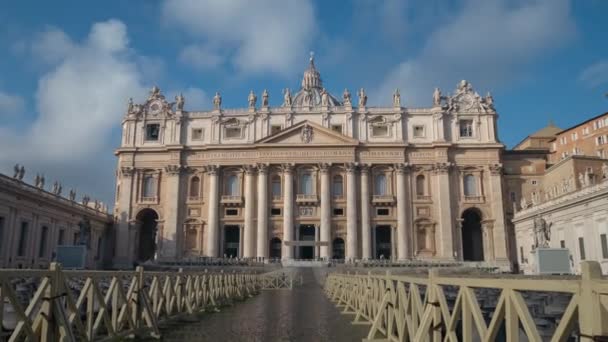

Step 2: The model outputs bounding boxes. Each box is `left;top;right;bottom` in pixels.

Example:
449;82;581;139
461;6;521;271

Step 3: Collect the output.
204;165;220;175
280;163;295;174
164;164;183;175
433;162;453;174
359;164;371;174
488;163;503;175
120;166;135;177
344;162;358;173
244;164;257;175
481;219;495;231
394;163;411;175
256;163;269;174
318;162;332;173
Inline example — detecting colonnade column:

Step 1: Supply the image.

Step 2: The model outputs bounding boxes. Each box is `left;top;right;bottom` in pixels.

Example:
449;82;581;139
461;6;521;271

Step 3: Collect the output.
435;162;455;259
395;163;409;260
345;163;358;261
162;165;183;260
282;164;294;260
360;165;371;260
319;163;331;259
205;165;220;257
256;164;268;259
243;165;256;258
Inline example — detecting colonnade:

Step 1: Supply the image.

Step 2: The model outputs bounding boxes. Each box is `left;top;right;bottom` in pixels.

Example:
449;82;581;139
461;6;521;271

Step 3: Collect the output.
203;163;417;261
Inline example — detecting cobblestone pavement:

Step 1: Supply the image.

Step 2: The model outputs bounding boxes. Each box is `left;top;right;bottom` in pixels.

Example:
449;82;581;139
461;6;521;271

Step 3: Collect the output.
149;268;368;342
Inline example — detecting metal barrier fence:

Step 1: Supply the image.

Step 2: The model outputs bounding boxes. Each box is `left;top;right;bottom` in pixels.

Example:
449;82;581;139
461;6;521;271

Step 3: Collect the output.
324;261;608;342
0;263;294;341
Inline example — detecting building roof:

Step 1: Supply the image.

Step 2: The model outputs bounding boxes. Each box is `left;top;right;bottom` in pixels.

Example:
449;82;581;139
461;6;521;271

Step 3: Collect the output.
553;111;608;136
511;122;562;150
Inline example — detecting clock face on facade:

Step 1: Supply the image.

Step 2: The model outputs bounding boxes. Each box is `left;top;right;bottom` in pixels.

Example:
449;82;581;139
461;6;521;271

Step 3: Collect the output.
148;100;162;115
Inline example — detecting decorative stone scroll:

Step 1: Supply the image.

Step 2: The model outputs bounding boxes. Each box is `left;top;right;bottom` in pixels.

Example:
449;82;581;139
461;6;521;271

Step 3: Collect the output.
243;164;257;175
204;165;219;175
488;163;503;175
318;162;332;173
164;165;182;175
394;163;411;175
344;162;358;173
433;162;453;174
120;167;135;177
256;163;269;174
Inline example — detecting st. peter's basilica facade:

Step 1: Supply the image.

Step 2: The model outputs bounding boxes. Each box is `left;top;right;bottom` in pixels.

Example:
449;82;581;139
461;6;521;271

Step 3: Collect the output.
113;56;509;268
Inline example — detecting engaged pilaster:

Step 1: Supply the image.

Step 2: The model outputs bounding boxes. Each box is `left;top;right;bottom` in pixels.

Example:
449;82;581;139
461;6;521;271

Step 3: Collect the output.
205;165;220;257
162;164;183;261
243;165;257;258
345;163;358;261
395;163;410;260
319;163;331;259
115;166;135;268
434;162;455;259
256;163;269;259
360;165;371;260
282;164;295;260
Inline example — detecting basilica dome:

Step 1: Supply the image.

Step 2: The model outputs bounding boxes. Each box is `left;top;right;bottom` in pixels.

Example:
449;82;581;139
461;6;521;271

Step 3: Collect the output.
290;55;342;108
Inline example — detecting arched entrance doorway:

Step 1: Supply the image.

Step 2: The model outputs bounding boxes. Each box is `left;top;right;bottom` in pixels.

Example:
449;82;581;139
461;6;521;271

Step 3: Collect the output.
224;225;240;258
461;208;484;261
269;238;282;259
136;209;158;262
332;238;345;260
375;225;391;259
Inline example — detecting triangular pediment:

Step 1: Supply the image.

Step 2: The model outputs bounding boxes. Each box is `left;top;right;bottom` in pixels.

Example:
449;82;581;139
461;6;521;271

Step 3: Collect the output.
256;120;358;145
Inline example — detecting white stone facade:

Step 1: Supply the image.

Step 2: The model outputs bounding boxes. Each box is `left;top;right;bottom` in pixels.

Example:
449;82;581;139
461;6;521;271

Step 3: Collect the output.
513;177;608;274
113;58;510;268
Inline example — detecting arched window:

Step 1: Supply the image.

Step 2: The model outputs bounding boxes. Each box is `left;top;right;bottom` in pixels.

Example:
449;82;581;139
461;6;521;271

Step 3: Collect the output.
271;175;282;198
374;174;387;195
332;175;343;197
416;175;425;196
142;175;156;198
226;175;239;196
189;176;200;198
463;174;477;196
300;173;313;195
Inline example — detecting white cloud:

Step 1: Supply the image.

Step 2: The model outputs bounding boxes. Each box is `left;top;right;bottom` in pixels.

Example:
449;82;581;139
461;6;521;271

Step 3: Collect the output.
579;60;608;88
181;87;209;110
0;90;24;117
0;20;147;206
162;0;316;75
374;0;576;106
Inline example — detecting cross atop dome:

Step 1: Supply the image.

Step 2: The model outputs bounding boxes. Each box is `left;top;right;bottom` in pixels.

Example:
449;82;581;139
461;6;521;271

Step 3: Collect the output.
302;51;322;90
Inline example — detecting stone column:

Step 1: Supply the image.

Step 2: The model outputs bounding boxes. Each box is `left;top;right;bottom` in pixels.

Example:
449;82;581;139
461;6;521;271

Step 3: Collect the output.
282;164;294;260
395;163;409;260
482;220;496;261
434;162;455;259
345;163;358;261
314;225;320;259
205;165;220;257
115;167;135;268
162;165;183;260
360;165;371;260
243;165;256;258
256;164;269;259
488;164;508;261
319;163;331;259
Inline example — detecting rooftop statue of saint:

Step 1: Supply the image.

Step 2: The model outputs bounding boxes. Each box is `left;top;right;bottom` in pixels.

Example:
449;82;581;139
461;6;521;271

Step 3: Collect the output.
358;88;367;107
262;89;269;107
321;88;329;107
433;88;442;106
393;88;401;107
213;92;222;110
283;88;292;107
175;93;185;111
248;90;257;108
343;88;351;106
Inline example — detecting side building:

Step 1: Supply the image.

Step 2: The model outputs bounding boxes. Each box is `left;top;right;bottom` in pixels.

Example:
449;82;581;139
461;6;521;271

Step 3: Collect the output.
113;57;511;269
0;171;113;269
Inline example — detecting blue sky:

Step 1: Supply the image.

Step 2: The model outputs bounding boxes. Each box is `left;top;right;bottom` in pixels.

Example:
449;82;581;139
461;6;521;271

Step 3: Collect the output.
1;0;607;207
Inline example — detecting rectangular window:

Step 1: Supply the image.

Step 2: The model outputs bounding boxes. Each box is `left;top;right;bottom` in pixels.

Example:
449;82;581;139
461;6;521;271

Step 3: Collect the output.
224;127;242;139
145;124;160;141
583;127;589;135
571;132;578;141
270;125;282;135
225;208;238;216
560;240;565;248
58;229;65;245
333;208;344;216
39;226;48;258
376;208;390;216
531;180;537;185
578;237;586;260
459;120;473;137
270;208;282;216
601;234;608;259
413;125;425;138
191;128;204;140
17;221;29;257
331;125;343;134
371;125;389;137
